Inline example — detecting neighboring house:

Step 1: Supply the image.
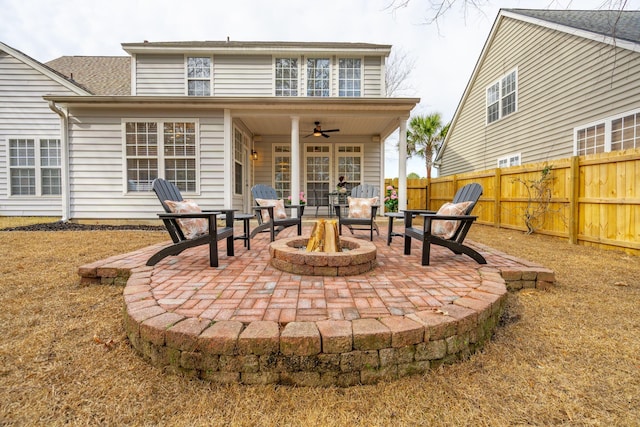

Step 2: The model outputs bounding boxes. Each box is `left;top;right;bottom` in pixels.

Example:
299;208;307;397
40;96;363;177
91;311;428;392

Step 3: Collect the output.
435;9;640;176
0;40;418;220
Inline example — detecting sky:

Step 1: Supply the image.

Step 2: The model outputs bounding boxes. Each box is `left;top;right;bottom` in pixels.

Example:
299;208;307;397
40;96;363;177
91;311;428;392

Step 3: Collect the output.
1;0;636;178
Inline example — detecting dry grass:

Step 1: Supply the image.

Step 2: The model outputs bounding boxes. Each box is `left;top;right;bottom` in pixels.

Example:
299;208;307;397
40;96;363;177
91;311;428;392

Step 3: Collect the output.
1;217;639;426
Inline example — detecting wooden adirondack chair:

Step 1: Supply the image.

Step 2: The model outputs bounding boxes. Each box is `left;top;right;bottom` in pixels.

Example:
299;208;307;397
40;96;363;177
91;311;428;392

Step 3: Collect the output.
403;183;486;266
334;183;380;240
146;178;234;268
250;184;304;242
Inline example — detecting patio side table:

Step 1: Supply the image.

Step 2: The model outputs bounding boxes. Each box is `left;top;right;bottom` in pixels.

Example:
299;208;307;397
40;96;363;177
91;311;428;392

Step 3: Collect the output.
234;213;255;250
385;212;404;246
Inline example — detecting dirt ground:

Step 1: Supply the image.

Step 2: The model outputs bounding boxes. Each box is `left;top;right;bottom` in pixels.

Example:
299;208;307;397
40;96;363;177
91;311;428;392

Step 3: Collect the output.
0;217;638;426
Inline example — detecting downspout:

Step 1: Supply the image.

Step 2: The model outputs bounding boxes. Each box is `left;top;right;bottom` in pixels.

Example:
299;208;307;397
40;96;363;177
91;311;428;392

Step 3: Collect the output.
48;100;70;222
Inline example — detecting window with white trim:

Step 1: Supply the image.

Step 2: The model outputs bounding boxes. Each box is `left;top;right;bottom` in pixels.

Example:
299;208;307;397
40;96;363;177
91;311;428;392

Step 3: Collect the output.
338;58;361;97
275;58;298;96
187;57;211;96
273;145;291;199
486;69;517;124
497;153;521;168
234;128;245;195
306;58;330;97
574;109;640;156
9;138;61;196
336;145;363;187
125;121;197;192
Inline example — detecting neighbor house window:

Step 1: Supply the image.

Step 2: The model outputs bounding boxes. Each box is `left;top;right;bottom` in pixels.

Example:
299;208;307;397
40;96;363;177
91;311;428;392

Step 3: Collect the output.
9;138;61;196
576;123;605;156
611;111;639;151
306;58;330;97
486;69;517;124
187;57;211;96
575;109;640;156
275;58;298;96
497;153;521;168
338;58;361;97
125;121;197;192
273;145;291;199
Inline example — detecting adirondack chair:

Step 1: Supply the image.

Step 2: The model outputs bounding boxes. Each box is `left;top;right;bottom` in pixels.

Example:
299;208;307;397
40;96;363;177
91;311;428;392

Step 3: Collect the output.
146;178;234;268
250;184;304;242
334;183;380;240
403;183;486;266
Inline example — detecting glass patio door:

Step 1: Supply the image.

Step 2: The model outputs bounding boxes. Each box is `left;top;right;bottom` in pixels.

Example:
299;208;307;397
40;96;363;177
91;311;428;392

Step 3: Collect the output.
305;144;331;211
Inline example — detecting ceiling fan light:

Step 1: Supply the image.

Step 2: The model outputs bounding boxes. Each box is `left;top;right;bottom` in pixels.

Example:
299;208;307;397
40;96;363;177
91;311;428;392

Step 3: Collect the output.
313;130;322;137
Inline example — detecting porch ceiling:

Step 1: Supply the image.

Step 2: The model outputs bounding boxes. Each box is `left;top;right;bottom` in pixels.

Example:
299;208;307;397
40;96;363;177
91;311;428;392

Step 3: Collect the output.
43;95;420;141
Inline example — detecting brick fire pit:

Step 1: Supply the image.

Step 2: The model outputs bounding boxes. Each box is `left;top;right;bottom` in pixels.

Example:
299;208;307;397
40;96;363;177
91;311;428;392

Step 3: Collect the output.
269;236;377;276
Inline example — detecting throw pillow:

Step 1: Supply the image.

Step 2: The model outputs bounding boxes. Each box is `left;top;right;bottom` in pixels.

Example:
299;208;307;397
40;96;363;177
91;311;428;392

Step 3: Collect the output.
164;199;208;239
347;197;379;219
431;201;473;239
255;198;287;222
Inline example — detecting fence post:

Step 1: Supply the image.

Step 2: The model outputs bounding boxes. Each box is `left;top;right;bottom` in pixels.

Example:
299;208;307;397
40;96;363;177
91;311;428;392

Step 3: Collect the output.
569;156;580;244
494;168;501;227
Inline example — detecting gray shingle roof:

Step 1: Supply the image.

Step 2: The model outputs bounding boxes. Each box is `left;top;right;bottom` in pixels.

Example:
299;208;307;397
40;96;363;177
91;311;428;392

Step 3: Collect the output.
506;9;640;44
46;56;130;95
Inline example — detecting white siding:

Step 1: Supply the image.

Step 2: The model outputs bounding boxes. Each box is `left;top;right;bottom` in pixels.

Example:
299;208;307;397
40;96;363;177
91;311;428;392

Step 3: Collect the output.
363;56;383;97
441;17;640;176
0;51;76;216
135;54;184;95
213;55;272;96
65;108;226;220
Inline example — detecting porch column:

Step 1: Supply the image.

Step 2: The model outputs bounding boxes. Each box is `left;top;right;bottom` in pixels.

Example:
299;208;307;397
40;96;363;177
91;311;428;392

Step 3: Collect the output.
290;116;300;217
398;116;408;211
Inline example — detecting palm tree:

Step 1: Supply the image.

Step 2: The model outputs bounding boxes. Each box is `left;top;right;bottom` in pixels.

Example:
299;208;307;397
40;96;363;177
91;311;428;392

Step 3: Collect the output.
406;113;450;179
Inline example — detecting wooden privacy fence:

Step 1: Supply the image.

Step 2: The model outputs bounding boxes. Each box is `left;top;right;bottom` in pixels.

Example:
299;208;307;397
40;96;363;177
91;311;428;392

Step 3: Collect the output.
387;148;640;256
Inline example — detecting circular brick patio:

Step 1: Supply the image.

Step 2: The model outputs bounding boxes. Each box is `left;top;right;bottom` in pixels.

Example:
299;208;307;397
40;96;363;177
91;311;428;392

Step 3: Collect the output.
111;225;540;387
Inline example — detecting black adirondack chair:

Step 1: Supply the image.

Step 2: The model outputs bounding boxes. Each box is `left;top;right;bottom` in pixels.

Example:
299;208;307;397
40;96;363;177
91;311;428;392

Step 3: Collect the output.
334;183;380;240
147;178;234;268
403;183;486;266
250;184;304;242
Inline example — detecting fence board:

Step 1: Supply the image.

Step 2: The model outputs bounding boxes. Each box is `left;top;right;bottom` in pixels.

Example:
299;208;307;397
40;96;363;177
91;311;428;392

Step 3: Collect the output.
401;148;640;256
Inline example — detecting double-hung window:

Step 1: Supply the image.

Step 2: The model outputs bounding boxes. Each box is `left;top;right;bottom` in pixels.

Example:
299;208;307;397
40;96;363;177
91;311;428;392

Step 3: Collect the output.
125;120;197;192
306;58;330;97
275;58;298;96
234;128;245;195
187;57;211;96
486;69;517;124
9;138;61;196
497;153;521;168
273;145;291;199
338;58;361;97
575;109;640;156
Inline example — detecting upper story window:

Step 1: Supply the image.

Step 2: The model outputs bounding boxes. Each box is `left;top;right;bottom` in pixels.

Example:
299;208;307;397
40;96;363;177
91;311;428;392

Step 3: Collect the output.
575;109;640;156
306;58;330;97
486;69;517;124
187;57;211;96
9;138;62;196
125;121;197;192
338;58;361;97
275;58;298;96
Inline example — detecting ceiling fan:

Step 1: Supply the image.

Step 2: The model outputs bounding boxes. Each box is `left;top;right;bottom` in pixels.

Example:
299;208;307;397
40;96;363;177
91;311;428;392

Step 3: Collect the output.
304;121;340;138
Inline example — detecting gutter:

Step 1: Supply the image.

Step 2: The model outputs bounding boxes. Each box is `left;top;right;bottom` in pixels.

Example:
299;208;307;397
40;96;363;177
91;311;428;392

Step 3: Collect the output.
48;100;70;222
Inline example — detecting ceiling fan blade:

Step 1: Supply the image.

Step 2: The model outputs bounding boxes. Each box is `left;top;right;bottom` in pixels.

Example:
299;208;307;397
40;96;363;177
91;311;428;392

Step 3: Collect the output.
322;128;340;133
322;133;330;138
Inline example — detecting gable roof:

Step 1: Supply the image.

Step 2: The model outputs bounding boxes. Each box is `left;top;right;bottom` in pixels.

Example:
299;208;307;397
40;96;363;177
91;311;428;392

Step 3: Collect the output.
504;9;640;47
46;56;130;95
435;9;640;166
0;41;92;95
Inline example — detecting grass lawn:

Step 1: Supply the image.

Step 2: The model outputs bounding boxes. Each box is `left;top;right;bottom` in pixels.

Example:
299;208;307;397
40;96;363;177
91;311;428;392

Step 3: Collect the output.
1;217;638;426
